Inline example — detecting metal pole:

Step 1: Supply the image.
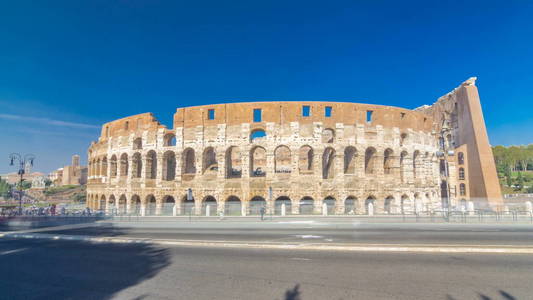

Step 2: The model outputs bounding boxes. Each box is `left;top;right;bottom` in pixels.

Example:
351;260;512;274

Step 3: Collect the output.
19;170;23;215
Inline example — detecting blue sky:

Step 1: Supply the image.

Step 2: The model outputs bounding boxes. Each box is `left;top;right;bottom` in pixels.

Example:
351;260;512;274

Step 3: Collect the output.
1;0;532;174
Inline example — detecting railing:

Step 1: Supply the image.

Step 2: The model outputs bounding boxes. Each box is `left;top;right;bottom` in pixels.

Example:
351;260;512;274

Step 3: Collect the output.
100;208;533;223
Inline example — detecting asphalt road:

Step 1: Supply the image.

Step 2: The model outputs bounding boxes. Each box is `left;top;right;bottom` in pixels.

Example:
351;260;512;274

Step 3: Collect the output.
1;237;532;300
34;220;533;246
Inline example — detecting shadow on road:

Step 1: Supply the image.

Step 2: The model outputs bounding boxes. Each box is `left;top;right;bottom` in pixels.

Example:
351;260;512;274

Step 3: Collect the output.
0;226;170;299
284;284;301;300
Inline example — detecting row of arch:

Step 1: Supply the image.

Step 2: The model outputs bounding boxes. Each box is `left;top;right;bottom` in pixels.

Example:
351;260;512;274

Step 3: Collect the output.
89;146;433;181
116;127;407;151
87;193;436;216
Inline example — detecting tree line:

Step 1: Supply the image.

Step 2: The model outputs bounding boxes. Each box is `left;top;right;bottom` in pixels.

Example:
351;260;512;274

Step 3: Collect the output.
492;144;533;193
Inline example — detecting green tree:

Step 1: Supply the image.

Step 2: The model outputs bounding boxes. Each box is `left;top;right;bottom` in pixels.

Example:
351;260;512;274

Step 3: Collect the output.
0;178;12;198
505;168;512;187
515;172;525;191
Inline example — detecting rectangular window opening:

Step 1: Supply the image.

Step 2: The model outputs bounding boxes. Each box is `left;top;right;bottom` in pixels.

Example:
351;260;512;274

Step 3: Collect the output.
208;109;215;120
253;108;262;122
400;112;405;119
302;105;310;117
366;110;373;123
325;106;332;117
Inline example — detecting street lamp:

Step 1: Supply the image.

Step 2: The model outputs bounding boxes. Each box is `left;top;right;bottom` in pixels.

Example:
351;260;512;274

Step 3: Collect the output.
8;153;36;215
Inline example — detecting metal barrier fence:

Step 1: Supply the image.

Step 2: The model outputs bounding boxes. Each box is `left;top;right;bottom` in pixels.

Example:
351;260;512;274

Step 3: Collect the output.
103;209;533;223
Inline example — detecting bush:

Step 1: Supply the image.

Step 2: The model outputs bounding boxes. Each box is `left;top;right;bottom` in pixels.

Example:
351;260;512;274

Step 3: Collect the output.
44;185;79;195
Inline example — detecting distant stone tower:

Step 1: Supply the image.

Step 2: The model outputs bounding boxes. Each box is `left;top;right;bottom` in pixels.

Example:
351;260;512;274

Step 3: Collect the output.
72;155;80;168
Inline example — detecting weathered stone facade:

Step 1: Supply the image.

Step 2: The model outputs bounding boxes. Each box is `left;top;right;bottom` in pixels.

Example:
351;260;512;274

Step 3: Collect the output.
86;78;502;215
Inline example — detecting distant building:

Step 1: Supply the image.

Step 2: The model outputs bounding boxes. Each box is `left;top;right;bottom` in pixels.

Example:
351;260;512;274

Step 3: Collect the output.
49;155;88;186
0;172;45;185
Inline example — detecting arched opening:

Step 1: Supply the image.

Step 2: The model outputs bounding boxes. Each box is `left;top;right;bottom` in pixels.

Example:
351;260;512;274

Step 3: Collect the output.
108;195;116;213
249;196;266;215
203;147;218;175
202;196;217;216
181;194;195;215
274;196;292;215
132;152;142;178
162;151;176;181
344;146;357;174
458;152;465;165
459;167;465;180
413;150;420;179
250;129;266;142
323;196;336;215
120;153;128;177
365;196;376;215
274;146;291;173
146;150;157;179
99;195;106;211
131;195;141;214
146;195;157;215
322;147;335;179
101;157;107;177
182;148;196;174
133;137;142;150
344;196;357;214
441;180;449;209
384;196;394;214
118;195;127;214
224;196;242;216
459;183;466;196
161;195;175;216
364;147;377;175
110;155;118;177
225;146;242;178
250;146;266;177
298;145;313;173
164;133;176;146
383;149;393;175
299;196;314;215
322;128;335;143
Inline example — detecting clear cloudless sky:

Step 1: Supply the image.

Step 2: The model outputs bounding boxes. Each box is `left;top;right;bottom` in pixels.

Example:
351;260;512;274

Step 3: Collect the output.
1;0;532;174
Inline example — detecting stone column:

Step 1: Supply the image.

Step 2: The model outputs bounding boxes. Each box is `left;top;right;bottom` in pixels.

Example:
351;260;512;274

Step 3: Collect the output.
140;153;147;188
156;153;163;186
155;196;162;215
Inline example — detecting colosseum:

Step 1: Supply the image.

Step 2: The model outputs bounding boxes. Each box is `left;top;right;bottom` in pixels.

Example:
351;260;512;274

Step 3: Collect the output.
86;78;503;216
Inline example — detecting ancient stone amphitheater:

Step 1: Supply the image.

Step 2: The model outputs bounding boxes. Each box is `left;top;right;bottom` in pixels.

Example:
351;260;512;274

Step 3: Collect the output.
86;78;502;216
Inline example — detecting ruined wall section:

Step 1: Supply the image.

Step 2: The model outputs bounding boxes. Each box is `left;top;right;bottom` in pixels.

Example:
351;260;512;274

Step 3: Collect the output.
416;78;503;208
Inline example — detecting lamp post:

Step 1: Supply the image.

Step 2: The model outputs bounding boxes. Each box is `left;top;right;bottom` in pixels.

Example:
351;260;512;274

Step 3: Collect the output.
8;153;36;215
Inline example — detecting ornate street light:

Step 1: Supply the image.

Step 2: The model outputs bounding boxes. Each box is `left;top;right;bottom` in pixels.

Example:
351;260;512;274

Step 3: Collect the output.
8;153;36;214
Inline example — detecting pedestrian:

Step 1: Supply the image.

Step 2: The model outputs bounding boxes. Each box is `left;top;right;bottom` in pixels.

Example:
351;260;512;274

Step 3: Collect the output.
260;206;266;221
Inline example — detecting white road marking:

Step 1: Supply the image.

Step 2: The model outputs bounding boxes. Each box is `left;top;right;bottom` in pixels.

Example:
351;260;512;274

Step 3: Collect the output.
294;235;323;239
0;248;27;255
291;257;311;261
